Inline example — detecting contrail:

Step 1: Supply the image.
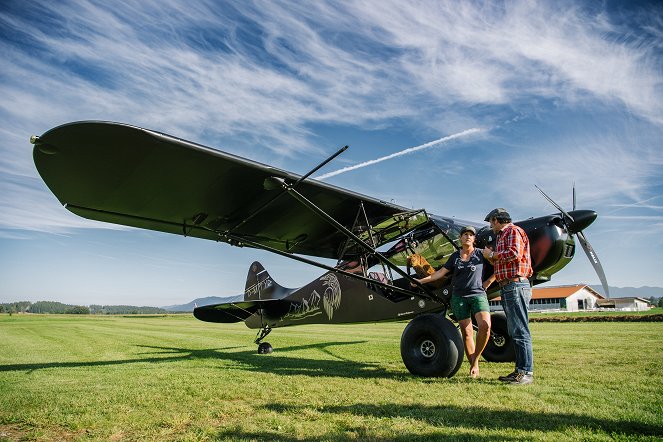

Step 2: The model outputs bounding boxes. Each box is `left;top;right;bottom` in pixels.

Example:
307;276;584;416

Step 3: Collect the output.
314;128;482;180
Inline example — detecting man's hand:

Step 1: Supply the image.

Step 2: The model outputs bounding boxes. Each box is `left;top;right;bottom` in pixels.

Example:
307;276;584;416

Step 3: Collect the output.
483;246;495;264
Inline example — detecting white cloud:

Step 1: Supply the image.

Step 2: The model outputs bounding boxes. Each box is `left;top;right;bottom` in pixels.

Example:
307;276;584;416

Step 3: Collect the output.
3;0;661;144
0;175;128;236
1;0;662;239
343;1;663;122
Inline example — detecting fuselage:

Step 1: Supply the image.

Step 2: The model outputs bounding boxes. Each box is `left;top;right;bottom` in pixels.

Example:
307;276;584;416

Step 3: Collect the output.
241;210;590;329
244;271;448;329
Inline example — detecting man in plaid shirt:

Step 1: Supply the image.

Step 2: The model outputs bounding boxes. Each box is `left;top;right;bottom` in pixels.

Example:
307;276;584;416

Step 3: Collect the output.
482;208;534;385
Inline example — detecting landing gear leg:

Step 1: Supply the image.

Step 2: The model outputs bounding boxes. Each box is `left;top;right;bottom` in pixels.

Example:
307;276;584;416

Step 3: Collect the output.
255;326;273;354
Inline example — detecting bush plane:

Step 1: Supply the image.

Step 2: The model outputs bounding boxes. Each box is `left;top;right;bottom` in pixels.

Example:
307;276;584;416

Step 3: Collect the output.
31;121;608;378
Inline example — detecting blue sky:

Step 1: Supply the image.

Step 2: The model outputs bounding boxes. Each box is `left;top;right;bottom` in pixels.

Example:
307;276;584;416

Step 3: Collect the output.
1;0;662;306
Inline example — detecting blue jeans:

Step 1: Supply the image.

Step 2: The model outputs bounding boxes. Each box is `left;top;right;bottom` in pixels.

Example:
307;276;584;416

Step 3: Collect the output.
501;281;533;373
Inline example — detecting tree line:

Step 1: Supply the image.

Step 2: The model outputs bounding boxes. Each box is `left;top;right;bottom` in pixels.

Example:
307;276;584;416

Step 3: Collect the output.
0;301;168;315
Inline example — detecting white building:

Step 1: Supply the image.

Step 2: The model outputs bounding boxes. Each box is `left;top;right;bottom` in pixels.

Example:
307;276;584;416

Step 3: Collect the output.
595;297;651;311
489;284;604;312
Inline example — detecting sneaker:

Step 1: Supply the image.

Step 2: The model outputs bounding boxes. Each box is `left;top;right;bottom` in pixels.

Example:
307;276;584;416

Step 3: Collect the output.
498;371;518;382
509;372;533;385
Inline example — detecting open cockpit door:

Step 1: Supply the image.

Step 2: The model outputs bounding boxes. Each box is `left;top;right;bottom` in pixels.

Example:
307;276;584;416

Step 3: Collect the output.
383;214;484;269
336;208;431;268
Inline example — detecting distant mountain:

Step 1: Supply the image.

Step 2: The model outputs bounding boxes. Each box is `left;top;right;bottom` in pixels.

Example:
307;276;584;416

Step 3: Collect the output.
162;295;241;312
589;285;662;299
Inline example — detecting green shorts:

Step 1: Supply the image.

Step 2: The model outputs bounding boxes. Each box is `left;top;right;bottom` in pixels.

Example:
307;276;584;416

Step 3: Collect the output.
451;294;490;320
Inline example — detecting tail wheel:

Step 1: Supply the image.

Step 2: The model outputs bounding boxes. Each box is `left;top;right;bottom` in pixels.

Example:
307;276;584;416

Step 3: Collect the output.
481;312;515;362
400;314;463;377
257;342;273;354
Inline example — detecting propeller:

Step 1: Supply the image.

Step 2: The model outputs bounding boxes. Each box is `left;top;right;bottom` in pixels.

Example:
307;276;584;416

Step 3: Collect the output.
535;185;610;297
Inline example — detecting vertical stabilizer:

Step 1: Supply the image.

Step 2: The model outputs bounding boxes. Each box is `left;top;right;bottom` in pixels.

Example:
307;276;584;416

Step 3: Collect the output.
244;261;287;300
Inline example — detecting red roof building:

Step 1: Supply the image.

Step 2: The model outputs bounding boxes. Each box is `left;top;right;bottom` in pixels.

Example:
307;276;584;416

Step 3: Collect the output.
489;284;605;312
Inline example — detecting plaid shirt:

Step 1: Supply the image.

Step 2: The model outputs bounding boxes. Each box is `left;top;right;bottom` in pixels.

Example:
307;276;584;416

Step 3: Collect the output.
494;223;532;282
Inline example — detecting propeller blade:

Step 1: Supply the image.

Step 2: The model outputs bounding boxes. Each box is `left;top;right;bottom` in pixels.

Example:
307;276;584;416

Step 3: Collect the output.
536;185;609;296
576;231;610;297
535;185;575;223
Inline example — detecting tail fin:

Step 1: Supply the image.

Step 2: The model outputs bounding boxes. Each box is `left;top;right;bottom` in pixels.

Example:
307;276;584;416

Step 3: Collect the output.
244;261;290;300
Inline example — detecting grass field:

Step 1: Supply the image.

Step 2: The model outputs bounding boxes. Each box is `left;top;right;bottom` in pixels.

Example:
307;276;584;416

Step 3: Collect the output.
529;308;663;319
0;314;661;441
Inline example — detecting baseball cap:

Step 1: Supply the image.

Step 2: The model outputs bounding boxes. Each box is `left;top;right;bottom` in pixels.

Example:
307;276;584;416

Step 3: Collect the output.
484;208;510;222
460;225;476;235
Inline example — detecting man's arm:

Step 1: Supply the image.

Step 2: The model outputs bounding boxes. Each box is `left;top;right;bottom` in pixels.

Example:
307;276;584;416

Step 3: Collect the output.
482;273;496;290
495;227;521;264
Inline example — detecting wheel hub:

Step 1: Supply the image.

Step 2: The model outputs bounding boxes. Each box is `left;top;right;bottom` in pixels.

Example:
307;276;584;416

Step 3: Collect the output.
492;335;506;347
420;339;436;358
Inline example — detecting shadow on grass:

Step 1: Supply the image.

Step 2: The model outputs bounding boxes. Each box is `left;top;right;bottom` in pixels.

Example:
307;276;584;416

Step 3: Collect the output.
209;428;511;442
249;402;662;441
0;341;401;379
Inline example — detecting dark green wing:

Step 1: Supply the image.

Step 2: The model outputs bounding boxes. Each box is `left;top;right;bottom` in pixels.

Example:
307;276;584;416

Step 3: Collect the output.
33;121;406;259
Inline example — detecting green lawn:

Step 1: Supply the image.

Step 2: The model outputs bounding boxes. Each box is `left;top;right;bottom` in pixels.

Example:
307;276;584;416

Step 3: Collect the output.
0;314;661;441
529;307;663;319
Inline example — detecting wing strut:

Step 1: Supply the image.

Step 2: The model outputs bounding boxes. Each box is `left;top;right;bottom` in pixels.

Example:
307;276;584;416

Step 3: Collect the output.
222;145;349;238
264;177;443;302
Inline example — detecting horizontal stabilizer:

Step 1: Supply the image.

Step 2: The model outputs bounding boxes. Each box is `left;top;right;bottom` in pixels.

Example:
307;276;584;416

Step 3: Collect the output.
193;299;291;323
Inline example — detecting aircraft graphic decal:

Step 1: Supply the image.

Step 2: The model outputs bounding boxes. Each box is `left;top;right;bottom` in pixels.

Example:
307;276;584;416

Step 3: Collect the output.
283;290;323;320
321;273;341;320
283;273;342;321
245;276;273;299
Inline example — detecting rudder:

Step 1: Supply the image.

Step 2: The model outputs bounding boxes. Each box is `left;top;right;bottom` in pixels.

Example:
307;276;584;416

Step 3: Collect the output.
244;261;289;300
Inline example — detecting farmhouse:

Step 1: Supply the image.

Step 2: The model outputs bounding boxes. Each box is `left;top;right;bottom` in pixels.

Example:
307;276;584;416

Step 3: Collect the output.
489;284;604;312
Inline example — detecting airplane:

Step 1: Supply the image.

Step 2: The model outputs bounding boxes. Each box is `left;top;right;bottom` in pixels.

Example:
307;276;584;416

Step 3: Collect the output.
31;121;608;378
